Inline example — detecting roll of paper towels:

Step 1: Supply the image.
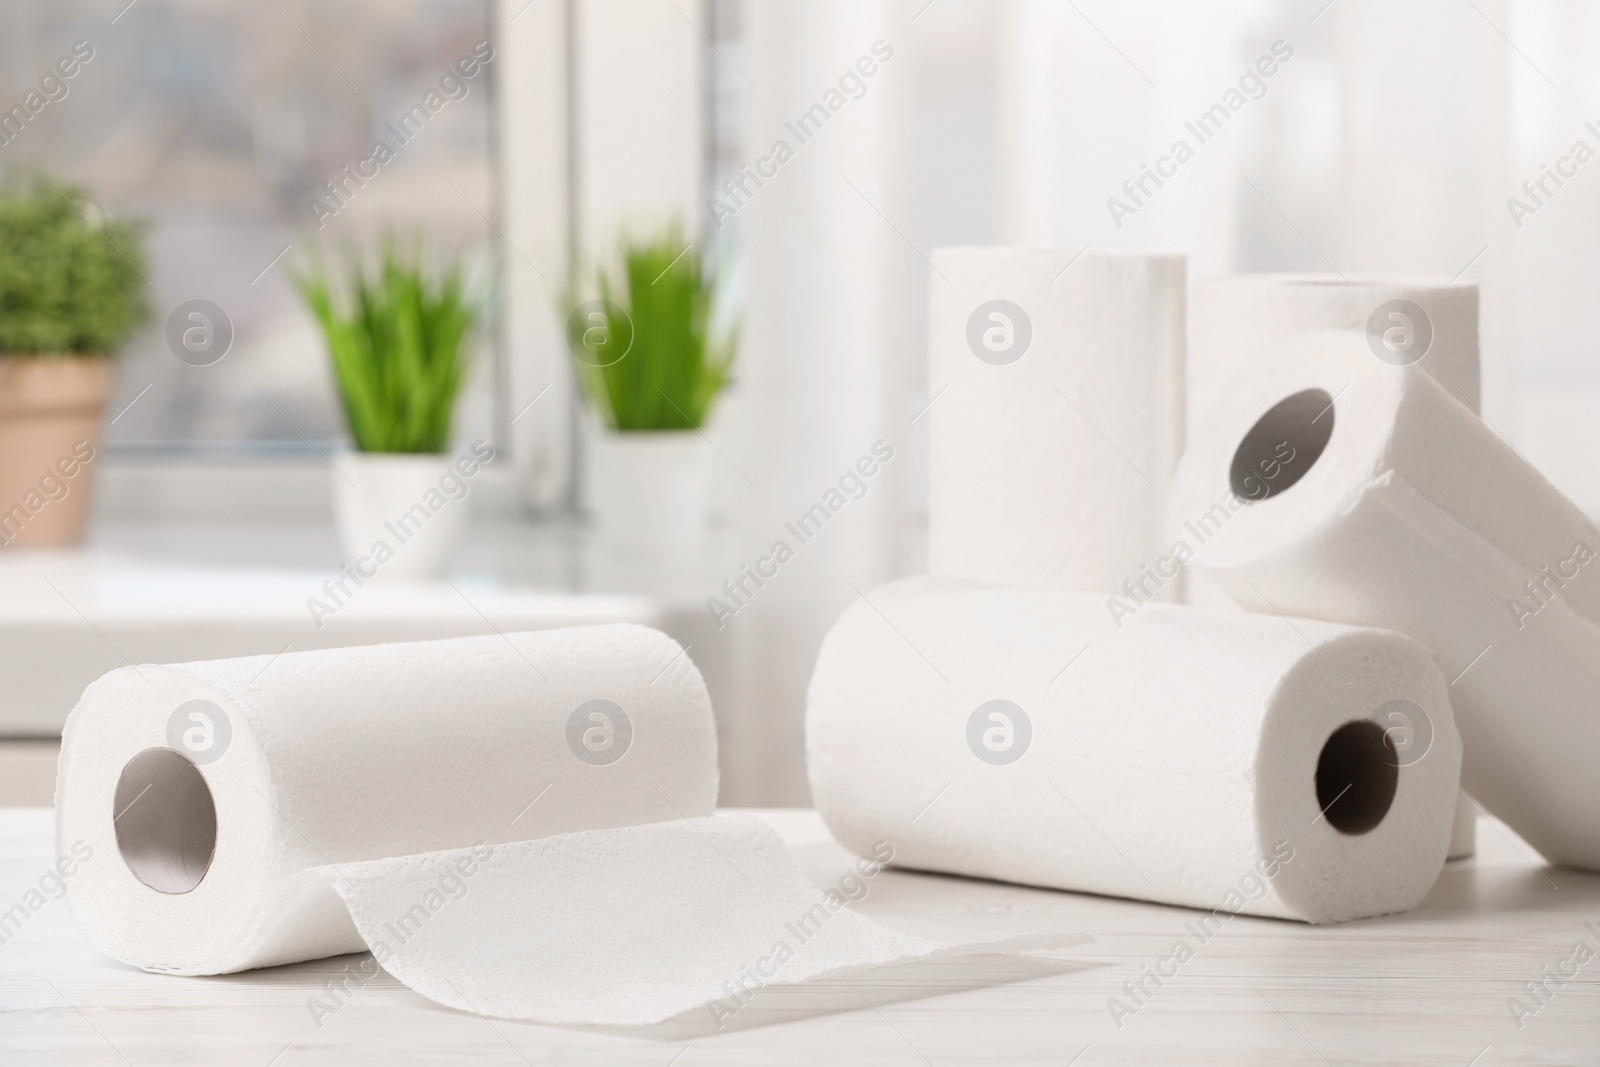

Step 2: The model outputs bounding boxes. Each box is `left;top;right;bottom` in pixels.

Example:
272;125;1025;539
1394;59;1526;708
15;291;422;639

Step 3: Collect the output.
59;626;1080;1023
806;578;1461;923
928;247;1185;593
1171;330;1600;869
1187;274;1482;858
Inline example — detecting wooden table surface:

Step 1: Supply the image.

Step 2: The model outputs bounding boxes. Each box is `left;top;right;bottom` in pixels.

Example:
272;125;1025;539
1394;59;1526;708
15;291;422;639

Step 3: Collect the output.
2;807;1597;1065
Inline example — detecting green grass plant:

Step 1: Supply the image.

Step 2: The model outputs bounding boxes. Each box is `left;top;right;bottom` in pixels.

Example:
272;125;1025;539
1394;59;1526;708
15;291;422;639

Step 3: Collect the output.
295;240;479;453
565;225;735;431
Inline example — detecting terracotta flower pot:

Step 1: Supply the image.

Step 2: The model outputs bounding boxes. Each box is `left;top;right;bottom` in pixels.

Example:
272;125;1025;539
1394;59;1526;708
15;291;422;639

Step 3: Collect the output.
0;356;112;547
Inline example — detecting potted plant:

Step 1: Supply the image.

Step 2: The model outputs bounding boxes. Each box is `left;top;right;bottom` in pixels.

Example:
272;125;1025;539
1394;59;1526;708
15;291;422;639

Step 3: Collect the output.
295;241;481;579
564;225;736;542
0;174;148;547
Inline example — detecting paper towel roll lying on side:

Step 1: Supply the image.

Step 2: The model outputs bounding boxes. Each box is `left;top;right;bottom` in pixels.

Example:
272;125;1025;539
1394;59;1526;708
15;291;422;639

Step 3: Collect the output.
1187;273;1482;859
806;578;1461;923
58;626;1081;1024
1172;331;1600;869
927;247;1185;592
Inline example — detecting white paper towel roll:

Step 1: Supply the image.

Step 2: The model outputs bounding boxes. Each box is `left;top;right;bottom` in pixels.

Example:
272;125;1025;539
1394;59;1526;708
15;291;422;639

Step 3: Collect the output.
806;578;1461;923
928;247;1185;593
1171;331;1600;869
61;624;716;975
1188;275;1482;858
59;626;1081;1023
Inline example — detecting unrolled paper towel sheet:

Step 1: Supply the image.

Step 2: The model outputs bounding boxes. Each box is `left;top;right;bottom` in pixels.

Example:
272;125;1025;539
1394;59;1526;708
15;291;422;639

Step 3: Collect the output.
1171;331;1600;869
58;626;1082;1024
1186;274;1482;858
928;247;1185;592
806;578;1461;924
328;815;1074;1026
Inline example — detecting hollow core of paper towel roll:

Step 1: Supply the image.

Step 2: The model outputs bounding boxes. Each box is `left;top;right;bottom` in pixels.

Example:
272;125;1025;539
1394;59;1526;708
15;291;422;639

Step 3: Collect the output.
806;577;1461;923
1171;329;1600;869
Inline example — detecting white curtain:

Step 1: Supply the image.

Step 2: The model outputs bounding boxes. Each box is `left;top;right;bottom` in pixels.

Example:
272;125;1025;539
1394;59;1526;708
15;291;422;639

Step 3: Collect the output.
716;0;918;804
994;0;1600;515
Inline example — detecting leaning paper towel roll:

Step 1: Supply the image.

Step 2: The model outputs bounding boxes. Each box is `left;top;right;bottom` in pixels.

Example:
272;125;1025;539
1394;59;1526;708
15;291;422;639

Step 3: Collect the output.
927;247;1185;592
1183;276;1477;605
1171;330;1600;870
58;626;1080;1023
806;578;1461;923
1187;275;1482;859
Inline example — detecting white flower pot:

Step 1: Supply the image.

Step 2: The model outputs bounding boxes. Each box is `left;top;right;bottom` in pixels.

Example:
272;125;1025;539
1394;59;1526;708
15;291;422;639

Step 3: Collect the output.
585;429;713;543
332;452;467;580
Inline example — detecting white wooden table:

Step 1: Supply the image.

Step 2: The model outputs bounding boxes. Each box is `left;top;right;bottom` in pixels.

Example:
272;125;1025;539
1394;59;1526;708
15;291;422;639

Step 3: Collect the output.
2;807;1596;1065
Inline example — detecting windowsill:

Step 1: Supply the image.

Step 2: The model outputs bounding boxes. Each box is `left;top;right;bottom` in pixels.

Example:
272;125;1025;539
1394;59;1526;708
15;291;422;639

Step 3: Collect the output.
84;453;731;598
0;457;735;738
92;450;524;525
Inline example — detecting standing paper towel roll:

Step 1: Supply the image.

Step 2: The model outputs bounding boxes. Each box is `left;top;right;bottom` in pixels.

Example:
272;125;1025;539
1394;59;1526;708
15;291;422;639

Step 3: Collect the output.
59;626;1080;1022
806;577;1461;923
1171;330;1600;869
1187;274;1482;858
928;247;1185;592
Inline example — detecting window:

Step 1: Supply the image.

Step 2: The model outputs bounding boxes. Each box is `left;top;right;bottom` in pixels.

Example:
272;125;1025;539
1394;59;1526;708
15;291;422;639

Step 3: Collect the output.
1;0;497;454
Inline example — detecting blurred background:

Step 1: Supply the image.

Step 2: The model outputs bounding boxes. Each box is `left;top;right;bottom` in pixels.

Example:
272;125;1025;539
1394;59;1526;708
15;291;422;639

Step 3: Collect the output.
0;0;1593;806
